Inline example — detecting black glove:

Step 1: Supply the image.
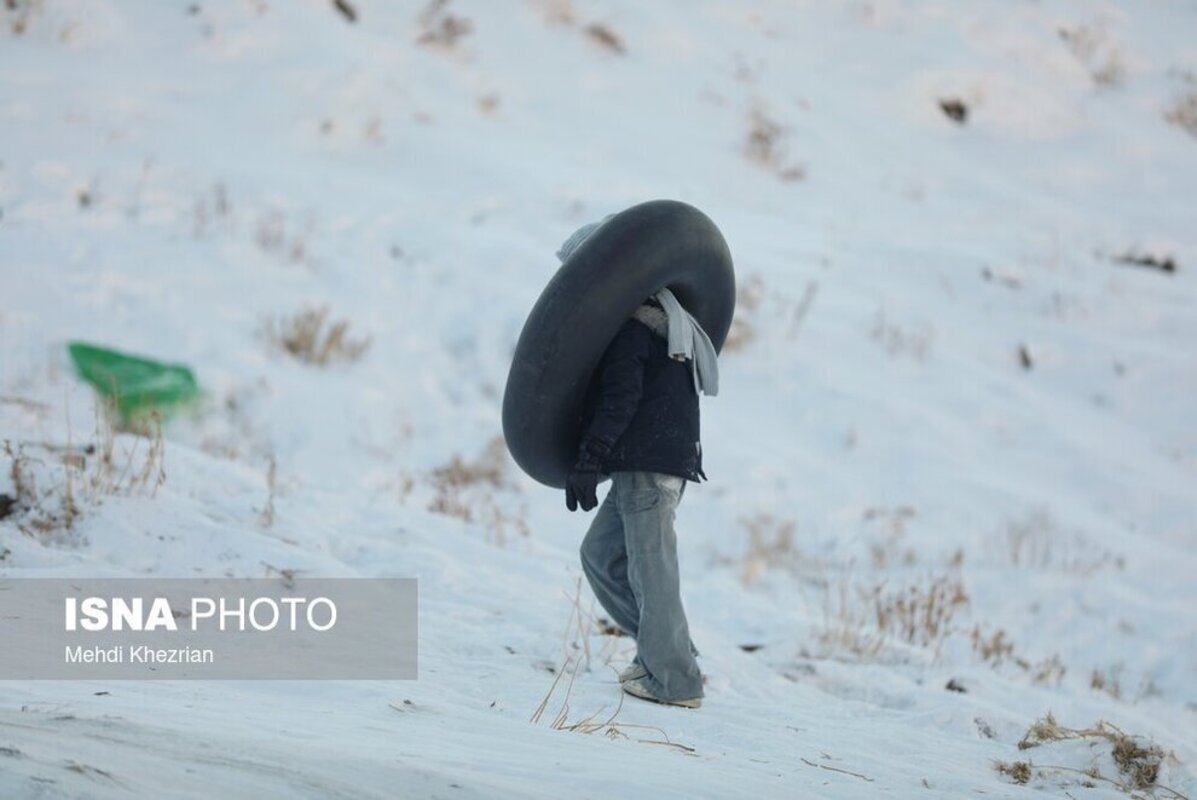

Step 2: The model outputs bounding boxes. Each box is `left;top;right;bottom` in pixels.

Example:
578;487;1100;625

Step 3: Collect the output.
565;438;608;512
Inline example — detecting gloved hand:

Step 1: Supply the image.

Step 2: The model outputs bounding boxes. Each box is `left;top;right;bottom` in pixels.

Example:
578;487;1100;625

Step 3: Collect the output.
565;438;608;512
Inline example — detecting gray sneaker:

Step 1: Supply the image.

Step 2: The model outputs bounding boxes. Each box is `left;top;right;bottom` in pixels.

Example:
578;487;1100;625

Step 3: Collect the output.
621;678;702;709
618;663;647;683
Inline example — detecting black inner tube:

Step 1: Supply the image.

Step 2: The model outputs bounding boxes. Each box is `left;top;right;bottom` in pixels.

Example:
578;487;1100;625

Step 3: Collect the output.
503;200;736;488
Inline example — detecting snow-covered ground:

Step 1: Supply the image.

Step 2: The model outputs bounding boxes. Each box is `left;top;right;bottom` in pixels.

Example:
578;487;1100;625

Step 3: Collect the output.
2;1;1196;797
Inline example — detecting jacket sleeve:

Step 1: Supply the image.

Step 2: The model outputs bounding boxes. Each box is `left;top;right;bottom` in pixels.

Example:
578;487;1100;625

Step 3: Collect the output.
580;320;651;457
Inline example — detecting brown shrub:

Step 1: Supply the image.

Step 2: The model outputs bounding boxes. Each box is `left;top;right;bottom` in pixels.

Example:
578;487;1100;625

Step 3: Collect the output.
1013;713;1172;794
261;306;371;366
417;0;473;49
427;436;528;545
970;625;1067;686
745;108;806;181
1058;24;1125;89
1165;88;1197;138
994;760;1032;785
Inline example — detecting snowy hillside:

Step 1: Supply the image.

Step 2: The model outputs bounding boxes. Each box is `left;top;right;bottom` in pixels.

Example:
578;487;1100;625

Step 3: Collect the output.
2;0;1196;797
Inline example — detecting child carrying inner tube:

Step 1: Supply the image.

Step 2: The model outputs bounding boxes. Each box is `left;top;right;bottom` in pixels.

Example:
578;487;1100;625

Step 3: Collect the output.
557;219;720;709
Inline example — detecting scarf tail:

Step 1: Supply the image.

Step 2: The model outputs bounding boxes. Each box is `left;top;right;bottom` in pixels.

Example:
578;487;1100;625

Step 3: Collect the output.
654;288;719;397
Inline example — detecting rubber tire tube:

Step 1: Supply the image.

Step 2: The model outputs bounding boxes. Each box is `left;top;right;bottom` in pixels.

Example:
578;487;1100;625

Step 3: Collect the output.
502;199;736;488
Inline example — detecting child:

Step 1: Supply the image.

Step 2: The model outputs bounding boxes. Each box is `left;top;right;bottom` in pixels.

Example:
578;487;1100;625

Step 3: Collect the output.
559;224;720;708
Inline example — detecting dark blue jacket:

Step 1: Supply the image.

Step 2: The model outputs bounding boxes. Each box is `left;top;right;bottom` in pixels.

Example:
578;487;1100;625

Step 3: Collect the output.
578;317;707;483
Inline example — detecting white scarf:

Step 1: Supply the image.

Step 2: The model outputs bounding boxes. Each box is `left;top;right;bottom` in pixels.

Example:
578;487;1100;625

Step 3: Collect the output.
652;288;719;397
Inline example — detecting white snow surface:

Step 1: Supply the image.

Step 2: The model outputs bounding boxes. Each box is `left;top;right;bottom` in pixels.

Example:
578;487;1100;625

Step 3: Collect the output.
2;1;1196;797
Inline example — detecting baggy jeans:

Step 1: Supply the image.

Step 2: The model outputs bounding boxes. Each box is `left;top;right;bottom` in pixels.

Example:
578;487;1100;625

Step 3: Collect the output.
579;470;704;701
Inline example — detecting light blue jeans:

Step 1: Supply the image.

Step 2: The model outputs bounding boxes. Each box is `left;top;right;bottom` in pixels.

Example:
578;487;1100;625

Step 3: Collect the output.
579;470;704;701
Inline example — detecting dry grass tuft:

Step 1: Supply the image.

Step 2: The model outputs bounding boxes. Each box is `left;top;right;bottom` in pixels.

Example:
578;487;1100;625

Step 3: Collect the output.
722;274;765;353
994;760;1032;785
2;442;39;519
863;505;918;569
2;401;166;543
738;513;798;585
261;306;372;366
530;580;695;752
477;93;501;116
3;0;41;35
872;576;969;648
1018;712;1068;749
254;208;313;264
1089;663;1162;704
584;23;625;54
1001;507;1124;575
1028;654;1067;686
429;435;510;495
417;0;473;49
970;625;1067;686
1006;714;1183;797
1111;736;1163;790
262;562;302;590
192;183;233;239
1164;80;1197;138
427;435;528;545
1058;24;1126;89
745;108;806;181
1091;666;1122;700
531;0;576;26
746;109;783;165
720;274;818;354
82;403;166;501
818;575;970;661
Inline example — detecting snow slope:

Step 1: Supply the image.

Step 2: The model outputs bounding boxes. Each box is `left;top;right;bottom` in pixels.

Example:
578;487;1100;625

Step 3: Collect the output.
1;0;1195;797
